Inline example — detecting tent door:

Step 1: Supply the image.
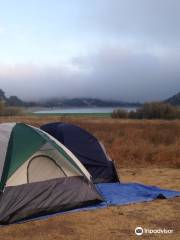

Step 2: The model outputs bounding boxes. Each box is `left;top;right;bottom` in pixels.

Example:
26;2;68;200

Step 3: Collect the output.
27;155;66;183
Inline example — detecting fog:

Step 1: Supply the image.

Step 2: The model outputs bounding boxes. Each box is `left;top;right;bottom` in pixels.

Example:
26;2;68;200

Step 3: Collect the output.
0;0;179;102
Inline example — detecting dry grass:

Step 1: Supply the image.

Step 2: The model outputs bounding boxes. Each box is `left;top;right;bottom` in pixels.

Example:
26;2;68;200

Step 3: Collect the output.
1;116;180;168
0;116;180;239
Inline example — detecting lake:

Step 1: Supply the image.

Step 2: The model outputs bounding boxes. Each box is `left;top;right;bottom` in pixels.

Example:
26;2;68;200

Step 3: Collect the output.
34;107;137;114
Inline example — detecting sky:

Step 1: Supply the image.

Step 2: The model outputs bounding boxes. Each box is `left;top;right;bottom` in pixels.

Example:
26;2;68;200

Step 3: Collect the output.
0;0;180;102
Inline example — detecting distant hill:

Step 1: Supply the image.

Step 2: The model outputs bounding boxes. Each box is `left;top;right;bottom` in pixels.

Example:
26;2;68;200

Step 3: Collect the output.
39;98;141;108
0;89;141;108
165;92;180;106
0;89;24;106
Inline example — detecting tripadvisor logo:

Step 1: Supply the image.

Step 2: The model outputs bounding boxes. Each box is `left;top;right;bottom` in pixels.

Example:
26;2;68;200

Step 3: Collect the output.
135;227;143;236
135;226;173;236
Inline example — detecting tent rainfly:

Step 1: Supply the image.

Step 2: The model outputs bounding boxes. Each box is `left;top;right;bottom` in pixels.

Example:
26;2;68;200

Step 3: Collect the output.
0;123;102;224
41;122;119;183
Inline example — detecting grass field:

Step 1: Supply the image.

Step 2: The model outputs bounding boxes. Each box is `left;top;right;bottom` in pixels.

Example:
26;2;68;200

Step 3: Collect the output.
32;112;111;117
0;116;180;239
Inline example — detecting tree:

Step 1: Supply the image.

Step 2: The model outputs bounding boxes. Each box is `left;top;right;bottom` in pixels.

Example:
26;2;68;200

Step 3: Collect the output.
0;89;6;101
7;96;24;106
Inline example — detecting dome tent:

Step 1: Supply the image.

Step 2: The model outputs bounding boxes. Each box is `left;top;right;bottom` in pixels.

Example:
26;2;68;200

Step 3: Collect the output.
0;123;102;224
40;122;119;183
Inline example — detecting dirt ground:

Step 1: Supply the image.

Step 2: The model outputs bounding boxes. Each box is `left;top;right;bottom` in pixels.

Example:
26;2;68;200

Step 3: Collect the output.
0;116;180;240
0;167;179;240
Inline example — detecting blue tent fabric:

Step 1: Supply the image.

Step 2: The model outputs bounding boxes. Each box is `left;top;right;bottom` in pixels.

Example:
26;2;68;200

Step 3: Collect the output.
40;122;119;183
5;182;180;225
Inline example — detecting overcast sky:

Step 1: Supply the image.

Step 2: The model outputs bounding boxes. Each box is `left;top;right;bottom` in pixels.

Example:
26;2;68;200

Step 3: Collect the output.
0;0;180;102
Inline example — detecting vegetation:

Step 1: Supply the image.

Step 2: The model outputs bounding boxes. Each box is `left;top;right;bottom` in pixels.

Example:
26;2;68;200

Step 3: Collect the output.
112;102;180;120
0;89;25;107
76;119;180;169
7;96;25;107
0;101;23;116
0;116;179;168
111;108;128;119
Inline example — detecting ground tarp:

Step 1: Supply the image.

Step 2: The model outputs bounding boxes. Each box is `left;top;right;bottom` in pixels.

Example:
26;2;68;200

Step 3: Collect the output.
2;182;180;225
96;182;180;205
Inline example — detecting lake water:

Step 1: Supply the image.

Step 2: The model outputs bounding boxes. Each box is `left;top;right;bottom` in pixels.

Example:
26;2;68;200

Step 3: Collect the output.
34;107;137;114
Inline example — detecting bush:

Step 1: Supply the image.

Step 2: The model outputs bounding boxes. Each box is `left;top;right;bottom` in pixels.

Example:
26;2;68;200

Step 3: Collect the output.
136;102;180;120
128;110;137;119
1;107;23;116
112;102;180;120
111;109;128;119
0;101;23;116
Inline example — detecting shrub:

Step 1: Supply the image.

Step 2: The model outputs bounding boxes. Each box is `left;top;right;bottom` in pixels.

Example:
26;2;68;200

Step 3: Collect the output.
136;102;180;120
111;109;128;119
112;102;180;120
0;101;23;116
128;110;137;119
0;101;6;114
1;107;23;116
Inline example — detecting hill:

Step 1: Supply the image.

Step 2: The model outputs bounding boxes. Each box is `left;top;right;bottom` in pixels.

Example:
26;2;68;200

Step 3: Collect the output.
0;89;141;108
39;98;141;108
165;92;180;106
0;89;27;107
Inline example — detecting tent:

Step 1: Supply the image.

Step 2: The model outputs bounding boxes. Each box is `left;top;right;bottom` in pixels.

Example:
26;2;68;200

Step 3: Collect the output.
41;122;119;183
0;123;102;224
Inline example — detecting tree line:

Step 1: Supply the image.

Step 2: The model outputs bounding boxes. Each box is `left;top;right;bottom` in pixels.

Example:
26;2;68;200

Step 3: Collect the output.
111;102;180;120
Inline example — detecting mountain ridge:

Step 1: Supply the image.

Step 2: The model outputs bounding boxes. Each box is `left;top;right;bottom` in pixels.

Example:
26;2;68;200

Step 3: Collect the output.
164;92;180;106
0;89;141;107
39;97;141;108
1;88;180;107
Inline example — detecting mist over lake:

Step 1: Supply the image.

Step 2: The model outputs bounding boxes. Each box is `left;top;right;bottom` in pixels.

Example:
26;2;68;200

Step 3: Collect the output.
34;107;136;114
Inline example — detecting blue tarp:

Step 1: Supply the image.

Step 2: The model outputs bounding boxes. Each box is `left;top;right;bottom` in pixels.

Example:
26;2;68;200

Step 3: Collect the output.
96;182;180;205
11;182;180;224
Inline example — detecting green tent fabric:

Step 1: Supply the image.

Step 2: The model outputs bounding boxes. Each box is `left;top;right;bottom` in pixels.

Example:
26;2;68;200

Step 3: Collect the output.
1;124;46;188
